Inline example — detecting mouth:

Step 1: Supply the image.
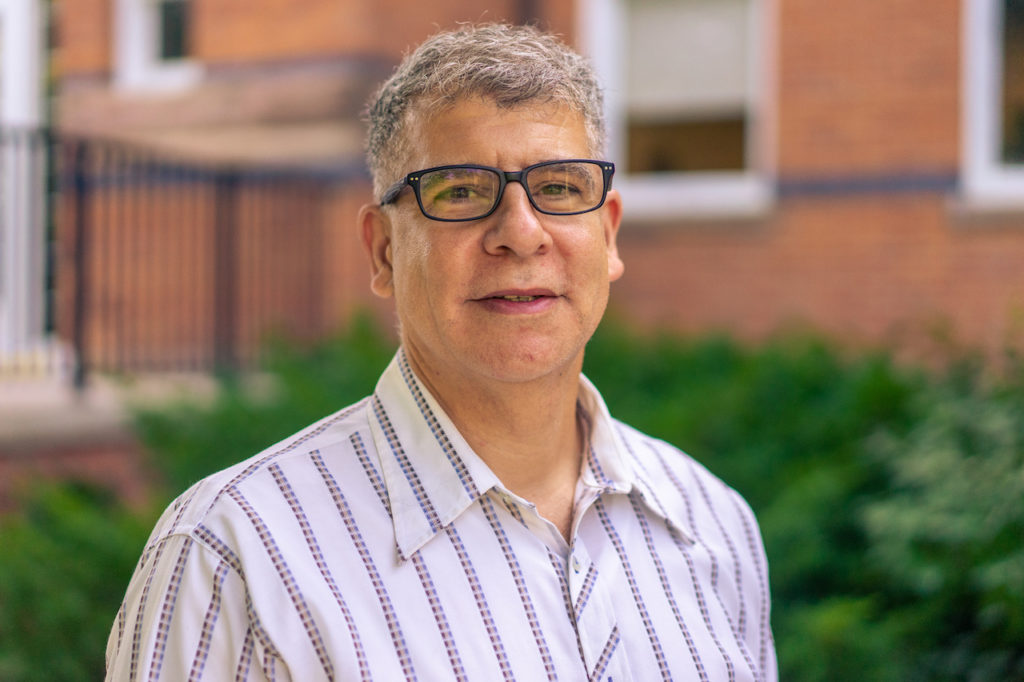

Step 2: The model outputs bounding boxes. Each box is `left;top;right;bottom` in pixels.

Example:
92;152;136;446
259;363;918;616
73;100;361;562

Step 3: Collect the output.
473;289;560;312
495;294;543;302
478;289;558;302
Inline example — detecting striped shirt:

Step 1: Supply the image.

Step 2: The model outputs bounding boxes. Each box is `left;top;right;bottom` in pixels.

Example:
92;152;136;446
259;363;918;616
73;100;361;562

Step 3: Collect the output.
106;350;776;681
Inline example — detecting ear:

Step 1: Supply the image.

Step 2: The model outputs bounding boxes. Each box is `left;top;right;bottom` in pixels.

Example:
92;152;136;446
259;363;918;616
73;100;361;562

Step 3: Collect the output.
603;189;625;282
359;203;395;298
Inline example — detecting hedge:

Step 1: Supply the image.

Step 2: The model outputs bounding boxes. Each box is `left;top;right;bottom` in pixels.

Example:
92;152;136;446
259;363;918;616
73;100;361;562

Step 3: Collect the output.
2;313;1021;680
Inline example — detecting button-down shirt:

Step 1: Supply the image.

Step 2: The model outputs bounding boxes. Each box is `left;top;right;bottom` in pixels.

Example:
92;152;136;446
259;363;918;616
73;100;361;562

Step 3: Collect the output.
106;350;776;681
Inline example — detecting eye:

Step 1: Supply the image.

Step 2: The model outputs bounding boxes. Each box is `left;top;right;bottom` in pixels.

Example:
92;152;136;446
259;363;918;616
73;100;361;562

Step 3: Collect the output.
528;163;597;205
536;181;580;197
436;184;483;202
419;168;497;207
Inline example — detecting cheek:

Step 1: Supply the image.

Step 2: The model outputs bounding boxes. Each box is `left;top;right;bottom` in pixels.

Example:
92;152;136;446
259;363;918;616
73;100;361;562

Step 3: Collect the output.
567;231;614;277
391;231;434;289
392;234;466;318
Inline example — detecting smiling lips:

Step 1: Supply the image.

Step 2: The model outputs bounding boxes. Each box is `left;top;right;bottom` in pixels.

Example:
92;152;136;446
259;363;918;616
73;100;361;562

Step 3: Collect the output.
499;295;540;302
481;288;557;301
475;289;560;313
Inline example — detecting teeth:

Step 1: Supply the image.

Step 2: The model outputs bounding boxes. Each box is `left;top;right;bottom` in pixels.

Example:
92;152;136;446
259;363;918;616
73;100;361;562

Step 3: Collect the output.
502;295;536;302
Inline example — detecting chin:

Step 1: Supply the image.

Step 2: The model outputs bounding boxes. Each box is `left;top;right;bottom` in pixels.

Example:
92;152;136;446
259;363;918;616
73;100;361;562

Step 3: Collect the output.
474;341;585;384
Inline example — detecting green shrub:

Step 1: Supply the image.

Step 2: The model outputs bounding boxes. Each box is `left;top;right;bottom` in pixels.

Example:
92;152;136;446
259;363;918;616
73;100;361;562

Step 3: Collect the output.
863;384;1024;681
135;311;397;493
584;320;1024;681
0;482;155;681
6;314;1023;682
0;315;395;682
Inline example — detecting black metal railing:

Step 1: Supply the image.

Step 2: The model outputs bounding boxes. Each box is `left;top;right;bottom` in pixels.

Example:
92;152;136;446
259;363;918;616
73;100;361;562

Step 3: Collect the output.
0;128;363;386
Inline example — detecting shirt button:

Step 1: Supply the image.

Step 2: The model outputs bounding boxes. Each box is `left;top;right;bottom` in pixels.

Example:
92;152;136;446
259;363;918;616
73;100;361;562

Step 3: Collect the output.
572;555;581;574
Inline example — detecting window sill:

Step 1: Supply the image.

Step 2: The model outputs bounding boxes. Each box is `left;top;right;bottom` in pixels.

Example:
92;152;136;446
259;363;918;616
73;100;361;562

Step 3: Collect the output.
958;168;1024;215
615;171;773;221
115;60;204;94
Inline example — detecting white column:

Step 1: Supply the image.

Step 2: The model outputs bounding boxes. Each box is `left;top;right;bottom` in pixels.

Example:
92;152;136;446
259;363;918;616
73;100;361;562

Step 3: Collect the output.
0;0;45;360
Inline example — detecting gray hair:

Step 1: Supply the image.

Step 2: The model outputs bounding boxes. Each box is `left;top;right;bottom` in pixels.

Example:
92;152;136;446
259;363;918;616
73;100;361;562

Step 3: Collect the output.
364;23;606;200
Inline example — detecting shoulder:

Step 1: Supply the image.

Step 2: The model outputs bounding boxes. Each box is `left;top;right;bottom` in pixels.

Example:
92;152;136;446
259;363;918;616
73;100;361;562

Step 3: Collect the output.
147;396;373;545
580;374;749;515
603;420;776;679
611;417;762;542
611;418;726;493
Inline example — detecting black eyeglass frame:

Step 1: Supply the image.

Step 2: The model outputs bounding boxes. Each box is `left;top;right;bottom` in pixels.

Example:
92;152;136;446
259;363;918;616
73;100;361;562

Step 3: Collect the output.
379;159;616;222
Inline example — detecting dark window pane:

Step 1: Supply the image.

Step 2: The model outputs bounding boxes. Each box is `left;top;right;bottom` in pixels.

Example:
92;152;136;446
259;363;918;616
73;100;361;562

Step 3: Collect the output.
627;116;747;173
159;0;189;61
1002;0;1024;163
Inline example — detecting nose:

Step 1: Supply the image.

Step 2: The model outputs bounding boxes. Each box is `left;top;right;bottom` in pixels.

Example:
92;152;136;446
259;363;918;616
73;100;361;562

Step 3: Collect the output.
482;181;553;257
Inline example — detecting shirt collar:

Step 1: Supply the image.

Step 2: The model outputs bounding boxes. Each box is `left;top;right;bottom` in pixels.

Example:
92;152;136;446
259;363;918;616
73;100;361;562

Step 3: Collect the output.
368;350;501;561
368;349;694;561
576;373;697;545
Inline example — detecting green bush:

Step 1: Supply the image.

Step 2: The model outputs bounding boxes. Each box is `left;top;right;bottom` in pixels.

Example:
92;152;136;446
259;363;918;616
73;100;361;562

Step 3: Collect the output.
134;311;397;493
4;314;1023;681
583;320;1024;681
0;482;155;681
0;315;394;682
863;385;1024;681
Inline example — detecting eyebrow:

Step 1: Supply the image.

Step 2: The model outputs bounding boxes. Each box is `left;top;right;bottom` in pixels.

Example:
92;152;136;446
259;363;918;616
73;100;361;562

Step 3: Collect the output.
533;162;598;189
420;167;489;191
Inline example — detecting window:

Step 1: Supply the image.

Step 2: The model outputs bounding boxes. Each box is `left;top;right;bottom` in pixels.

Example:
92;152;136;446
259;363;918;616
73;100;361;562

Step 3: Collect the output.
158;0;190;61
624;0;751;173
963;0;1024;210
115;0;201;92
581;0;773;219
1000;0;1024;164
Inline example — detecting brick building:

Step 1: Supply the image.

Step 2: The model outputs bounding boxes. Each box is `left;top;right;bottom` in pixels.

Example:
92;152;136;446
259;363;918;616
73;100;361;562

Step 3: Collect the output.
30;0;1024;371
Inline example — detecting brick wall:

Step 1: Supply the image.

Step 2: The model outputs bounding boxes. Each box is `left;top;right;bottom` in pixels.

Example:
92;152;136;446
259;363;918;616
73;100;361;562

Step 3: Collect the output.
610;0;1024;361
192;0;531;62
53;0;572;171
612;199;1024;357
777;0;960;174
54;0;112;77
50;0;1024;362
55;0;549;77
0;439;152;512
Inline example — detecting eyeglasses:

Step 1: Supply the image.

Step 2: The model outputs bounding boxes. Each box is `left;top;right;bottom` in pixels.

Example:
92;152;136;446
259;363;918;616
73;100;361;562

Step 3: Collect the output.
379;159;615;222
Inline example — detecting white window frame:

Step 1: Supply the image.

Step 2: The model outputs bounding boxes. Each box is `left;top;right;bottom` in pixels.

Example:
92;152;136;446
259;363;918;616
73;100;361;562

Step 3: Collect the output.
115;0;202;92
962;0;1024;211
579;0;776;220
0;0;47;356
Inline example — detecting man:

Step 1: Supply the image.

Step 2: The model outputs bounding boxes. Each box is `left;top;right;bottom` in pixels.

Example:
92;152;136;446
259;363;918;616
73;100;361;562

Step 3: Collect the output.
107;24;776;681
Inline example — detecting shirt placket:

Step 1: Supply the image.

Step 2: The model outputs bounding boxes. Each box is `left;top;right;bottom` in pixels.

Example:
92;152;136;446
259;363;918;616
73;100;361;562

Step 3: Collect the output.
568;489;633;682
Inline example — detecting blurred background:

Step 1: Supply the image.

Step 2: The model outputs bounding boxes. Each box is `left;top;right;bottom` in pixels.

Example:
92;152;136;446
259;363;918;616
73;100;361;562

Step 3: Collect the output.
1;0;1023;679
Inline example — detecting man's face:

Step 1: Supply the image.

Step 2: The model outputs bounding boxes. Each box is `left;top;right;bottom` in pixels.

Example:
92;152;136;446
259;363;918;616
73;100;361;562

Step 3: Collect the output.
361;98;624;391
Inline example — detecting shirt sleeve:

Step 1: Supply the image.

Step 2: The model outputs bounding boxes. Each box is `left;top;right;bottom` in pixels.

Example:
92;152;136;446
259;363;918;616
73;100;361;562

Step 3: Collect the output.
105;531;285;681
733;489;778;682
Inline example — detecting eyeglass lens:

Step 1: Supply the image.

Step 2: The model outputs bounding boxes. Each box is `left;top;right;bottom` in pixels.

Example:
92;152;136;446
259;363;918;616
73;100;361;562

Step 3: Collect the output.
417;161;606;220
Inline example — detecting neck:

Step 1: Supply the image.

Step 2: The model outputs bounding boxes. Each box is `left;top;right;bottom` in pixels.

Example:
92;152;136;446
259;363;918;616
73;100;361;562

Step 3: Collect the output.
405;349;585;539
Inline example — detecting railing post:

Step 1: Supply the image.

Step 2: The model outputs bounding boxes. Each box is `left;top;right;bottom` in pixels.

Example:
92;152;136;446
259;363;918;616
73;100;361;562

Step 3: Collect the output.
43;129;57;347
213;168;239;372
70;141;90;390
516;0;539;25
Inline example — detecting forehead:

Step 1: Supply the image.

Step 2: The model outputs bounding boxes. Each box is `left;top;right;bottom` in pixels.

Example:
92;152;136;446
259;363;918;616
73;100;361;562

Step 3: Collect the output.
399;97;592;171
